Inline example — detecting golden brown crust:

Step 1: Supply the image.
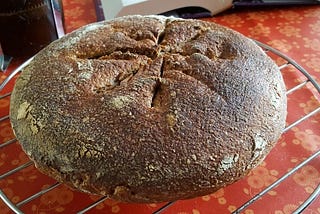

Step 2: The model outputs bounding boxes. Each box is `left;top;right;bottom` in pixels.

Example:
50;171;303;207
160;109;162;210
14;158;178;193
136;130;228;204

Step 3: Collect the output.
10;15;287;203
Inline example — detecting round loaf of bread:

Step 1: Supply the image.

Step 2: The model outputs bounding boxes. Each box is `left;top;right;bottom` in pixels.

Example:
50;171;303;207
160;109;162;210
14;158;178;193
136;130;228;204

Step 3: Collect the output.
10;15;287;203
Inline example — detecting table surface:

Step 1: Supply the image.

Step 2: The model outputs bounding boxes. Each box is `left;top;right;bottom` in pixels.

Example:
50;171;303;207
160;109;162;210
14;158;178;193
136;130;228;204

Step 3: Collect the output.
0;2;319;214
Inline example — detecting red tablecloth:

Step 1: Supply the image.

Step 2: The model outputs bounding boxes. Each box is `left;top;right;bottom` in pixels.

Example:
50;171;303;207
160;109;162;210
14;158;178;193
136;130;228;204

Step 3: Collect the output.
0;2;319;214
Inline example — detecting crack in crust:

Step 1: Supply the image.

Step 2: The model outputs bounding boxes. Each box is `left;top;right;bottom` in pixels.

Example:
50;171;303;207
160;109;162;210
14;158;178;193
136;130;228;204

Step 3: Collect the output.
73;17;238;107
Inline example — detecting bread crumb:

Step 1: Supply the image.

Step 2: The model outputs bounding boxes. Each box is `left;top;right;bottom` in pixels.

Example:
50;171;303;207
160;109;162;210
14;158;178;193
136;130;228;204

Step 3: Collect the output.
217;154;239;175
109;95;132;109
17;101;32;120
78;71;93;80
30;124;38;134
166;113;177;128
114;186;130;197
77;61;93;80
186;159;191;164
30;119;42;134
148;164;156;171
253;135;267;151
96;172;102;178
251;135;267;163
82;116;90;122
17;101;44;135
79;146;87;157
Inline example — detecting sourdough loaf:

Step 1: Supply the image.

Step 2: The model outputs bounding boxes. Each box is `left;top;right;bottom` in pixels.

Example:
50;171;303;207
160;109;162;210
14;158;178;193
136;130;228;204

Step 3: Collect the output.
10;15;287;203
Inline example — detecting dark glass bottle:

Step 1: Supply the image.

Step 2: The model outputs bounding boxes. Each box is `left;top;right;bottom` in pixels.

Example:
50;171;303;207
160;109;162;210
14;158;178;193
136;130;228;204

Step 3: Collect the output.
0;0;60;58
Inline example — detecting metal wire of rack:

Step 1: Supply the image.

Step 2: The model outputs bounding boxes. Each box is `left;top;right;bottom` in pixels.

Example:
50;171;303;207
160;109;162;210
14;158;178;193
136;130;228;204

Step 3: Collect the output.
0;41;319;214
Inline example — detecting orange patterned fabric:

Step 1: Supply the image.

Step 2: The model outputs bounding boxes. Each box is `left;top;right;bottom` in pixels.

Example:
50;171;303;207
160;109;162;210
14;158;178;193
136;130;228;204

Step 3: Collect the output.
0;2;319;214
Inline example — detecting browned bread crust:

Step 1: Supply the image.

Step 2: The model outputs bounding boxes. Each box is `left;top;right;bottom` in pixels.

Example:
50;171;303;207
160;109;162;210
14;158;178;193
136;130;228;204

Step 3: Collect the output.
10;15;287;203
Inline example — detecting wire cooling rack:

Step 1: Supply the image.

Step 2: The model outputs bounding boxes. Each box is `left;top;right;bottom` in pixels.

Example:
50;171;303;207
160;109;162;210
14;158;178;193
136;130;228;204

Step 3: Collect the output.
0;41;319;214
